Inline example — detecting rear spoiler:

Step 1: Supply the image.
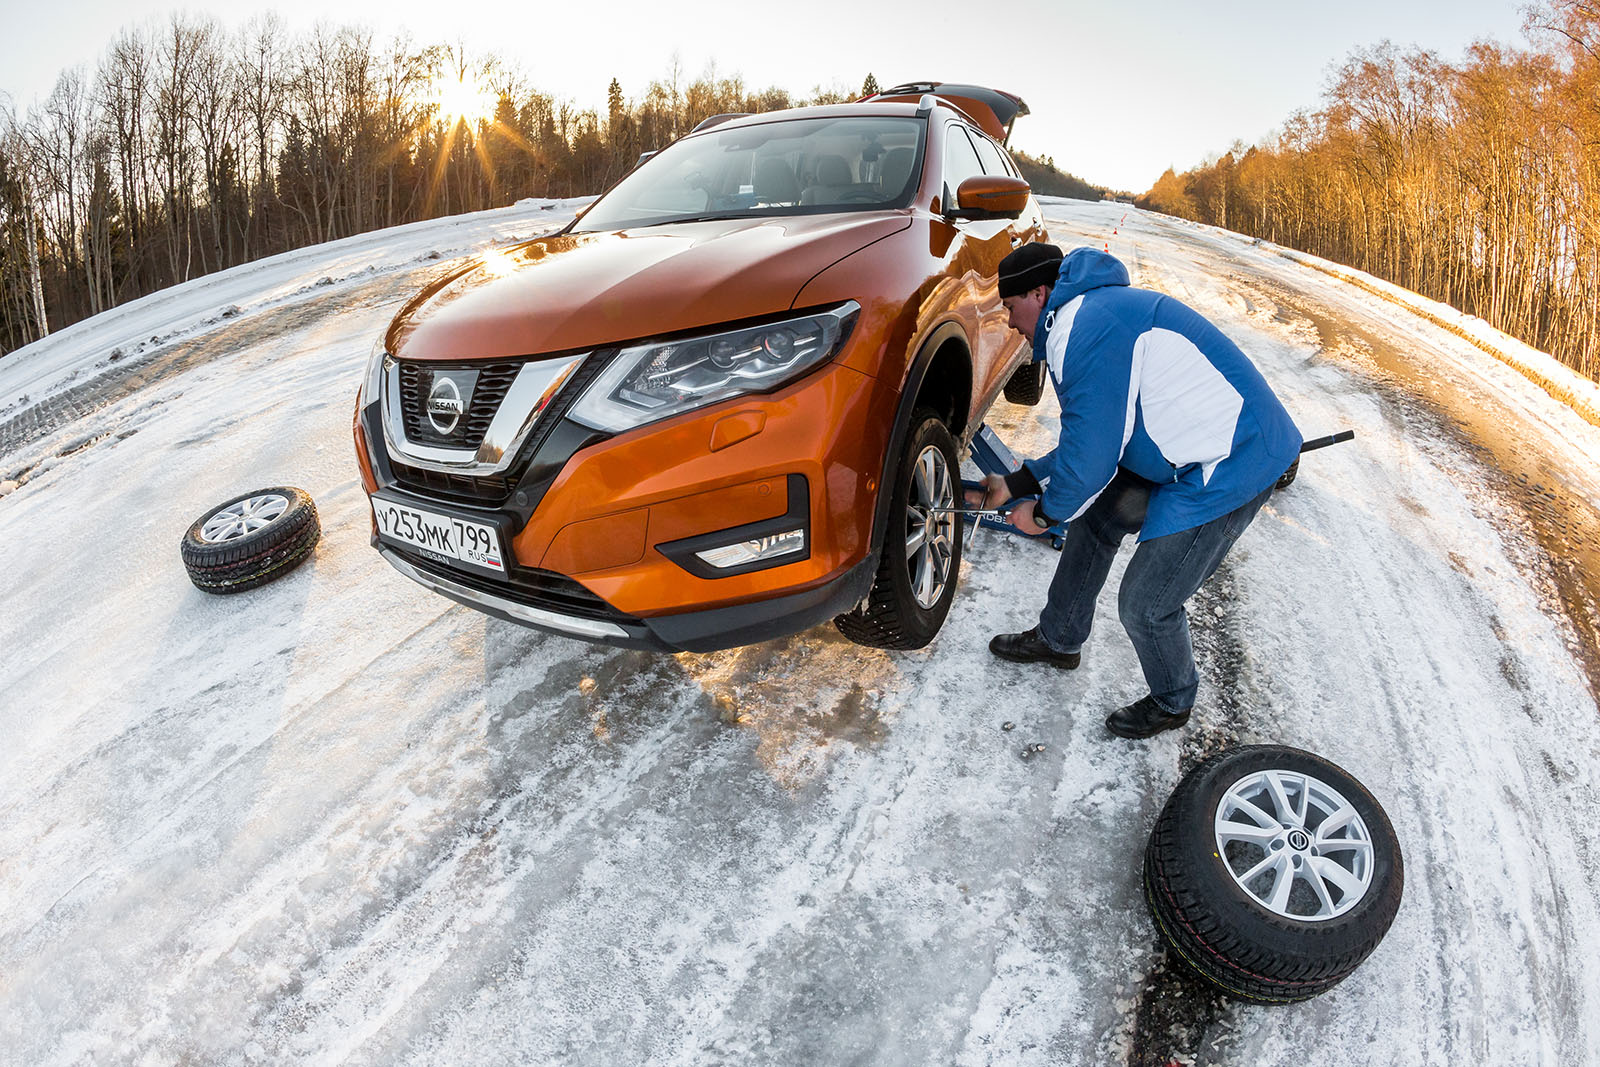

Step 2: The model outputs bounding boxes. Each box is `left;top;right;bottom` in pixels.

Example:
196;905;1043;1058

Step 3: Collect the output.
860;81;1030;144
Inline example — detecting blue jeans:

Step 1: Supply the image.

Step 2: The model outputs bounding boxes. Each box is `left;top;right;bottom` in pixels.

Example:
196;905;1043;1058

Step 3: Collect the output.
1037;471;1274;712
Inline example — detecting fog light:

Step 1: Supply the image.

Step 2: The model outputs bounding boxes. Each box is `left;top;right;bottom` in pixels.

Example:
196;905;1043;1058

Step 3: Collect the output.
694;528;805;569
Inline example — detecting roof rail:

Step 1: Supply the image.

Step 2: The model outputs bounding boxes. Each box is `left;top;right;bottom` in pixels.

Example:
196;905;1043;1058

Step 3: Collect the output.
690;113;751;134
862;82;1029;144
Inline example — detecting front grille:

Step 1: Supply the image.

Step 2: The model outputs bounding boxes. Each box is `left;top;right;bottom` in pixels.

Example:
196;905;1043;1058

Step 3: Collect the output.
388;461;514;505
388;350;614;507
398;360;521;449
391;546;641;625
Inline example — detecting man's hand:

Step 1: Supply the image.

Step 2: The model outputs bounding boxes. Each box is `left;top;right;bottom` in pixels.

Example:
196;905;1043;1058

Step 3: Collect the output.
1006;499;1051;535
963;473;1009;511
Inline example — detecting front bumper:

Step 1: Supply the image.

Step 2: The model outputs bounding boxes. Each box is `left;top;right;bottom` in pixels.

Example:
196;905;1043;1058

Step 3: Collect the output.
357;350;895;643
376;539;876;653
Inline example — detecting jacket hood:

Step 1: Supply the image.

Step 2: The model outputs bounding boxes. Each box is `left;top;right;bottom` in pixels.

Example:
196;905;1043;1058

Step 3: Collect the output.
1031;247;1132;362
387;214;910;361
1052;247;1130;306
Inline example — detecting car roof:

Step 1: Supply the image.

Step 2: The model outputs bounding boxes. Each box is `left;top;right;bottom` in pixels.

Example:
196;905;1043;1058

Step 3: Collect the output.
683;99;999;142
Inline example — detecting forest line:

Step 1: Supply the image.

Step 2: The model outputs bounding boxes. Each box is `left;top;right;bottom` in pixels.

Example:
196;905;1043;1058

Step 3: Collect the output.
1138;1;1600;383
0;20;1105;360
0;16;883;356
9;7;1594;390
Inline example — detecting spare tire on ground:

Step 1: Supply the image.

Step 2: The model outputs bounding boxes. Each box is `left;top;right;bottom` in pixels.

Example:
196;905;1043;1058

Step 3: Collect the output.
1144;745;1403;1004
181;486;320;594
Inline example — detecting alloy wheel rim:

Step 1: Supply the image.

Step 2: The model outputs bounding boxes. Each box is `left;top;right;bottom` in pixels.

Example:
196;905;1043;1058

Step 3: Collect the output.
1213;768;1376;921
200;493;290;543
904;445;957;609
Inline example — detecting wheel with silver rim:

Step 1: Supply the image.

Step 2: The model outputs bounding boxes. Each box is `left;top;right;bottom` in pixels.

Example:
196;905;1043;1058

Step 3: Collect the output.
1145;745;1403;1004
199;493;290;543
834;410;964;649
905;443;958;610
1214;767;1375;921
181;486;320;595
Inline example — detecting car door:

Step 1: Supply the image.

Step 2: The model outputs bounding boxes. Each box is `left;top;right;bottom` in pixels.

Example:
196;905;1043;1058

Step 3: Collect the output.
940;122;1024;425
972;130;1043;246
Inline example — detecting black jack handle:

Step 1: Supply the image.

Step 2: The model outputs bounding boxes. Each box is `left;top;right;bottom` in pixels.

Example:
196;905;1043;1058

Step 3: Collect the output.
1299;430;1355;453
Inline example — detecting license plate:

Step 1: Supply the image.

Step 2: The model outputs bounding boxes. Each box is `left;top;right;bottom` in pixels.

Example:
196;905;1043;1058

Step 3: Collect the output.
373;496;506;576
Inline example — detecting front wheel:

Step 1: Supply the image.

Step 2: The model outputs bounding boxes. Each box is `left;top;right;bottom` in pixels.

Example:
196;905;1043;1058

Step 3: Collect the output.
834;411;963;649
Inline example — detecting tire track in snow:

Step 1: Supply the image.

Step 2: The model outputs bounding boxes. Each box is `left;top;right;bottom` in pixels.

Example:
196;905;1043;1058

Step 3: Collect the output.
1047;204;1600;1063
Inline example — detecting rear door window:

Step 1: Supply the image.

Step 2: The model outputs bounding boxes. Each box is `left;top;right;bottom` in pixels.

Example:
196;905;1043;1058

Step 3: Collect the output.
971;133;1012;177
942;125;986;205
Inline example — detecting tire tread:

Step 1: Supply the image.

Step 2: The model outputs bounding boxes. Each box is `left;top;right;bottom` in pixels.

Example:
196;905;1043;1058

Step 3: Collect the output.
180;487;321;594
834;411;961;650
1143;745;1403;1004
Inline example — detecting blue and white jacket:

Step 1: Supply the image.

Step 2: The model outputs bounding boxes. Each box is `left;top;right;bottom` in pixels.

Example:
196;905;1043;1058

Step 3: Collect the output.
1022;248;1302;541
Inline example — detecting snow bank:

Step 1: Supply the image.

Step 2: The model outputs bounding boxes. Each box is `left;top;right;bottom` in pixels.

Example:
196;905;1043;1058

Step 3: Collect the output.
0;198;596;417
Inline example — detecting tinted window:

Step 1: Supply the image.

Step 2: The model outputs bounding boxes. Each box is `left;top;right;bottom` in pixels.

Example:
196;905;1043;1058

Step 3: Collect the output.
971;133;1009;176
942;125;985;204
573;116;924;231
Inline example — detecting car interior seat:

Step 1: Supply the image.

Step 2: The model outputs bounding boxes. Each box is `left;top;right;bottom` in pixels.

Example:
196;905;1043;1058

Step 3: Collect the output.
753;156;801;204
801;154;856;204
880;147;915;198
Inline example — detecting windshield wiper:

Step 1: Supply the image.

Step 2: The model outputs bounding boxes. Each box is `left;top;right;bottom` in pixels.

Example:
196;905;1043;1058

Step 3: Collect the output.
575;209;799;232
662;212;773;224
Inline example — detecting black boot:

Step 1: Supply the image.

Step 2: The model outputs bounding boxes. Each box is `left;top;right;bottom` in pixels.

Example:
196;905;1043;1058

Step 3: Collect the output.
989;626;1081;669
1105;695;1190;738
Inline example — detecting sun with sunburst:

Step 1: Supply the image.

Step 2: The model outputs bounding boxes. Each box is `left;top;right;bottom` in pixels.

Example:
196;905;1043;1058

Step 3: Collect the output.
429;70;497;129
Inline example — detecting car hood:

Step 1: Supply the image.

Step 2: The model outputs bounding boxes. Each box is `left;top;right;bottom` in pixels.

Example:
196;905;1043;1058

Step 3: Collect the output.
388;214;911;361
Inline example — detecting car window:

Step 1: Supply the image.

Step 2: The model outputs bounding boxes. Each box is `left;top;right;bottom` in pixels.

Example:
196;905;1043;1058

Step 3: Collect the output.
971;132;1010;177
573;116;924;231
943;125;986;205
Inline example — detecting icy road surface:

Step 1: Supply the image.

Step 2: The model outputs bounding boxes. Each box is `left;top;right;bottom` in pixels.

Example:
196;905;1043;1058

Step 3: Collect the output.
2;198;1598;1066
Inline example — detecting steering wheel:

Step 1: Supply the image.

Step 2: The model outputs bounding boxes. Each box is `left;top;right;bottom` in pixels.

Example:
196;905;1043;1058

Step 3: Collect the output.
834;191;883;203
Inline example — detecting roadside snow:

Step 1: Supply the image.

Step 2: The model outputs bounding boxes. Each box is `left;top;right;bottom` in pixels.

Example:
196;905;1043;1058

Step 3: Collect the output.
0;197;594;417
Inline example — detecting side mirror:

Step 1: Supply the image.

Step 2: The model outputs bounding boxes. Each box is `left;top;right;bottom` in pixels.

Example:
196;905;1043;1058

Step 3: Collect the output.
948;175;1030;220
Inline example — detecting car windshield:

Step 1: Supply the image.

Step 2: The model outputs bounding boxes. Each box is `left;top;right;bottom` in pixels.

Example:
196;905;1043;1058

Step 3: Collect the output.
571;116;924;232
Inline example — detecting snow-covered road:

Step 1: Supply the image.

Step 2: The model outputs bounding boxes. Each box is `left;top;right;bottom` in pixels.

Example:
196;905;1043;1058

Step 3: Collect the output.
2;198;1597;1066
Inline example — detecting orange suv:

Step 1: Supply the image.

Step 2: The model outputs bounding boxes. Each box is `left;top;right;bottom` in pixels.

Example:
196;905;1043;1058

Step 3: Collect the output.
353;82;1048;652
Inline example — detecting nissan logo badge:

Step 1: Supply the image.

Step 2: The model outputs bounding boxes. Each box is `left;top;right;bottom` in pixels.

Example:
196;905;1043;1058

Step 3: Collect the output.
427;376;464;435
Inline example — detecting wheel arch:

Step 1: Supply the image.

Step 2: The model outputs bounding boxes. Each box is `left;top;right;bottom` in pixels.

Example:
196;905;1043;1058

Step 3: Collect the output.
867;321;973;560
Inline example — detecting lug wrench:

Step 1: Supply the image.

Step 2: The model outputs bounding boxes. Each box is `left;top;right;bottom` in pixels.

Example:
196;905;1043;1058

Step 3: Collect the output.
926;505;1017;547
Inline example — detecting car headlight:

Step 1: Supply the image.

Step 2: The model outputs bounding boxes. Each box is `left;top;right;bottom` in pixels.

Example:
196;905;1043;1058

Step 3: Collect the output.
359;339;389;407
568;303;858;433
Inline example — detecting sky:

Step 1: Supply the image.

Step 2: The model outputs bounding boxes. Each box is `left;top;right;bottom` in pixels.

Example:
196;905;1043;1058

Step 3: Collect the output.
2;0;1532;192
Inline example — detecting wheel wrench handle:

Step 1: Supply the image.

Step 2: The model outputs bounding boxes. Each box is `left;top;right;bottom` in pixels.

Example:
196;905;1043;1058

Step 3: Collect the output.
926;506;1012;518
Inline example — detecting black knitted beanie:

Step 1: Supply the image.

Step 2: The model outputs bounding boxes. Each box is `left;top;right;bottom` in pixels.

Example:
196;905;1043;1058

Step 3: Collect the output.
997;243;1064;299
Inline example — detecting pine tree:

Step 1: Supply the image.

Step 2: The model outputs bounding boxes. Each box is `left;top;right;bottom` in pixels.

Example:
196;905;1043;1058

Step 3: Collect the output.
606;77;624;138
862;73;880;97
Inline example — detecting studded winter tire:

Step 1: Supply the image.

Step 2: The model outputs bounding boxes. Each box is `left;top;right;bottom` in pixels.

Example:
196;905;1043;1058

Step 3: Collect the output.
1002;360;1047;406
180;486;321;594
834;410;963;649
1144;745;1403;1004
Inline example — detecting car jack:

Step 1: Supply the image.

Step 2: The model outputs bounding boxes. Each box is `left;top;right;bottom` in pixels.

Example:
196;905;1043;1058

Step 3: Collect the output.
958;424;1068;549
956;423;1355;551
